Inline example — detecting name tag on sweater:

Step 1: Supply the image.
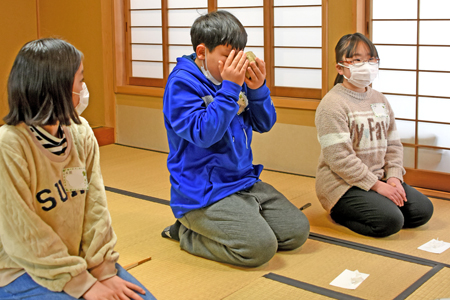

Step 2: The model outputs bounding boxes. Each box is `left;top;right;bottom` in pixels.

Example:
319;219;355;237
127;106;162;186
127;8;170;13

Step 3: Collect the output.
63;167;89;191
371;103;388;118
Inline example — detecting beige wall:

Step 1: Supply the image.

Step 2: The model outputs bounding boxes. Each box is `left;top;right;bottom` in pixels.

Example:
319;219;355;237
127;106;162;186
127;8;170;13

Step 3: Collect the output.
0;0;112;127
38;0;112;127
0;0;356;176
115;0;357;176
0;1;38;123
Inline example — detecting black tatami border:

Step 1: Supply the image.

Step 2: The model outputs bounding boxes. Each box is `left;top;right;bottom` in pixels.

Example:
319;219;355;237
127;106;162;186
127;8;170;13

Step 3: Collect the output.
309;233;450;268
105;186;170;206
105;185;449;299
263;273;365;300
392;265;444;300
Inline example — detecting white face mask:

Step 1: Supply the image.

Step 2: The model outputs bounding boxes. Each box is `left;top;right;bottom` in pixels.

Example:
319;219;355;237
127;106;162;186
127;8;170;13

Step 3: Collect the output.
200;51;221;86
72;82;89;115
339;63;379;89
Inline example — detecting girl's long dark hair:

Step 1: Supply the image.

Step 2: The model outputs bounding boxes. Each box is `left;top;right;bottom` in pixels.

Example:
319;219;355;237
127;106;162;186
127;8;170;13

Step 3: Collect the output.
4;38;83;126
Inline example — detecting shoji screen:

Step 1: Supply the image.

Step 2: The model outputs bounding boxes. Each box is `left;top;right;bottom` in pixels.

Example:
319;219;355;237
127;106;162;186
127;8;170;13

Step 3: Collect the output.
126;0;324;100
129;0;164;86
371;0;450;174
167;0;208;73
273;0;322;90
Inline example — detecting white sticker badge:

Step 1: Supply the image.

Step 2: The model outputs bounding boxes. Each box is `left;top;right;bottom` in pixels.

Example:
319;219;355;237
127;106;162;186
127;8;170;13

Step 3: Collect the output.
371;103;388;118
63;167;89;192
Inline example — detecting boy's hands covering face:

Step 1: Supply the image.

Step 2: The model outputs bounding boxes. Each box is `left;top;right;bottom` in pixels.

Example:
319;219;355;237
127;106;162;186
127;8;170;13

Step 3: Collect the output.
218;50;249;87
245;57;266;90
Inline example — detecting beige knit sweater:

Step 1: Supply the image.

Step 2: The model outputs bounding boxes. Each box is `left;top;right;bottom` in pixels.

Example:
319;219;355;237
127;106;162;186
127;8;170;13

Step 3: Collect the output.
315;84;405;213
0;117;119;298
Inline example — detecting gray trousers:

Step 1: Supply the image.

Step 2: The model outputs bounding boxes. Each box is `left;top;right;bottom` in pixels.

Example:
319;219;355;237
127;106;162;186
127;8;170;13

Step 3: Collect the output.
178;181;310;267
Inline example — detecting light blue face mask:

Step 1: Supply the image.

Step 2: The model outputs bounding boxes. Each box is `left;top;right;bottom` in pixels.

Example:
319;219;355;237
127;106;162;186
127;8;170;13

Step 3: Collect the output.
200;51;221;86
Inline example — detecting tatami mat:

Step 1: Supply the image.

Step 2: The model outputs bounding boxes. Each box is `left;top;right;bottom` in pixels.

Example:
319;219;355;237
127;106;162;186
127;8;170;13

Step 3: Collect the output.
100;144;450;299
224;277;334;300
108;189;432;300
405;267;450;300
301;192;450;266
273;240;431;300
100;145;171;199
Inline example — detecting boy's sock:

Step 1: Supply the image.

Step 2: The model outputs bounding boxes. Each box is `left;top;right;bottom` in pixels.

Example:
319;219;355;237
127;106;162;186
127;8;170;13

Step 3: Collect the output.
161;220;181;241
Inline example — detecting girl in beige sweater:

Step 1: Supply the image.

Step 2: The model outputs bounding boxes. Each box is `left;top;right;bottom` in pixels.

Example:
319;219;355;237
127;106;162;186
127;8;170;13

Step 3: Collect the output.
0;39;155;299
315;33;433;237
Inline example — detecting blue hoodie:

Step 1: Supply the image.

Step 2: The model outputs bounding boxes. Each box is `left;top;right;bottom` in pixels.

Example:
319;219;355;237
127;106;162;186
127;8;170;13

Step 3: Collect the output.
163;54;277;218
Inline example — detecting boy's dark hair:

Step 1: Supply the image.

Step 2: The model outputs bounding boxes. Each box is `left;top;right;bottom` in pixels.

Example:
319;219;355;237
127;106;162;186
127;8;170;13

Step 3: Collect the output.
4;38;83;126
334;32;379;85
191;10;247;52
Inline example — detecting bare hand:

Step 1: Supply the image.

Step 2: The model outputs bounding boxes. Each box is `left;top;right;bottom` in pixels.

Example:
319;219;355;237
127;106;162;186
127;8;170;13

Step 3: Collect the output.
219;50;249;86
244;57;266;89
83;281;120;300
102;275;146;300
387;177;407;203
371;181;406;207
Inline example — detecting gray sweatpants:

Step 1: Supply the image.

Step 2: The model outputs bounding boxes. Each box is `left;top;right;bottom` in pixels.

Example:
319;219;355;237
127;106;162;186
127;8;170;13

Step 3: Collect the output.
178;181;310;267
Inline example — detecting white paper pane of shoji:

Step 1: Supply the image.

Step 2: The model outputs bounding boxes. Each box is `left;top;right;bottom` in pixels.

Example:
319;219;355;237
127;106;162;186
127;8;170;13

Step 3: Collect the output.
223;8;263;27
372;70;416;95
418;97;450;123
274;7;321;26
131;28;162;44
274;0;321;5
131;10;162;26
132;44;163;61
246;28;264;47
395;120;416;144
372;21;417;45
274;28;321;47
418;122;450;148
420;21;450;45
168;0;207;8
419;47;450;71
168;9;208;27
420;0;450;19
403;146;415;168
419;72;450;97
244;47;264;62
418;148;450;173
169;63;177;74
385;95;416;120
419;147;445;171
169;28;191;45
169;46;193;63
132;61;163;78
373;0;417;19
274;68;321;88
218;0;262;7
275;48;321;68
130;0;161;9
376;45;416;70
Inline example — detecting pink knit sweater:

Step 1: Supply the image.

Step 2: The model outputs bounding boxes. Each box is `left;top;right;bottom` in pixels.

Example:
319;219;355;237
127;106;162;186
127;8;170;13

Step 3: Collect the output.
315;84;405;212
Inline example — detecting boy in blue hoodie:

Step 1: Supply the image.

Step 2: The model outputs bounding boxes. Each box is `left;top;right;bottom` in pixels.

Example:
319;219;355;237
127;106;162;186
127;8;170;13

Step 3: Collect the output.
162;10;310;267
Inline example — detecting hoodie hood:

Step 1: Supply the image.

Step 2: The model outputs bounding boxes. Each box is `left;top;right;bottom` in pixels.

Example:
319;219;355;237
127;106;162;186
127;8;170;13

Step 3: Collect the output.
170;53;222;90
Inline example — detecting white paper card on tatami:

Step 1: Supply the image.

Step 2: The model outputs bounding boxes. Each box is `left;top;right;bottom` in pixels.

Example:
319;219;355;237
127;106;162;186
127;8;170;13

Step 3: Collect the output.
330;269;369;290
418;239;450;254
63;167;89;192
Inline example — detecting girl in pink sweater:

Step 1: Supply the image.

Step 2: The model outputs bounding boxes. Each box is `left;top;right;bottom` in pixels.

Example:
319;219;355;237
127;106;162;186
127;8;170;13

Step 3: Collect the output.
315;33;433;237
